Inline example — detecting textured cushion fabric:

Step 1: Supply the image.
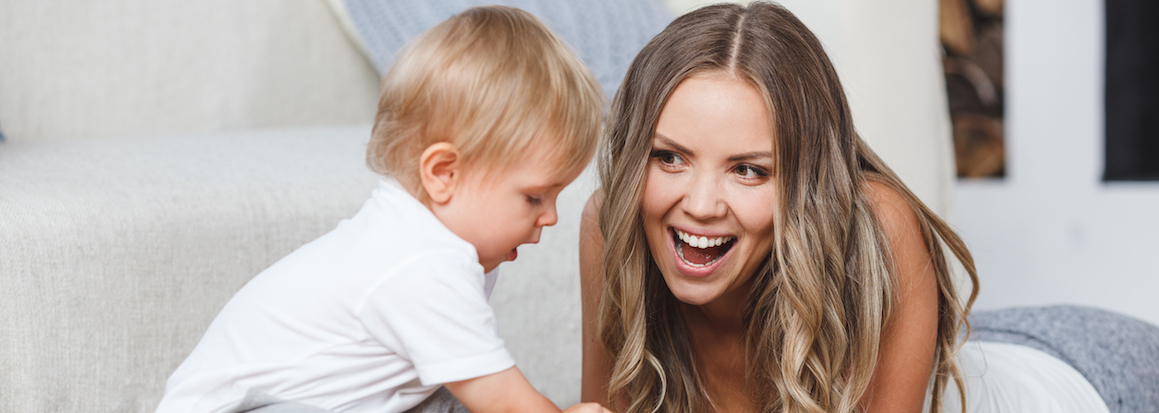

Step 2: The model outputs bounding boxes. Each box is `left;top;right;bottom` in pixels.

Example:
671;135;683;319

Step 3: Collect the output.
0;127;379;412
0;0;380;143
329;0;673;97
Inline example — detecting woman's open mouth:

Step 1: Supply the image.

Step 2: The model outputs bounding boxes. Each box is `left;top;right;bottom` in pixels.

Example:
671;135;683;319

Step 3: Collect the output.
671;227;736;268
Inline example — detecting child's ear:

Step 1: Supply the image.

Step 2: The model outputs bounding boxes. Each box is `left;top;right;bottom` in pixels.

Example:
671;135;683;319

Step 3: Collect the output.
419;142;461;204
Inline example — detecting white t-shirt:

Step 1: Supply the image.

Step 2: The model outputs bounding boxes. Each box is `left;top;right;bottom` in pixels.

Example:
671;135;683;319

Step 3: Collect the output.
934;341;1109;413
157;179;514;413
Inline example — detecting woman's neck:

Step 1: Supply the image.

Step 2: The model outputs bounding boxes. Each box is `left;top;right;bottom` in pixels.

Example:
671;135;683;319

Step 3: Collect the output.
678;275;754;331
680;300;758;413
680;301;744;334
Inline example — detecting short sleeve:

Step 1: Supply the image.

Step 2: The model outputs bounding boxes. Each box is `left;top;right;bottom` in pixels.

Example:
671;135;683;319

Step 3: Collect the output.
358;251;514;385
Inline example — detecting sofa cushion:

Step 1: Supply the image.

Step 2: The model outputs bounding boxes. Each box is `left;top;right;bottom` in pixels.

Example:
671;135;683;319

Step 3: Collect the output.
0;127;379;412
327;0;672;98
0;0;381;143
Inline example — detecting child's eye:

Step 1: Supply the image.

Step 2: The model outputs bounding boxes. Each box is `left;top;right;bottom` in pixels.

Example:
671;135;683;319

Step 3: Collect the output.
526;195;544;206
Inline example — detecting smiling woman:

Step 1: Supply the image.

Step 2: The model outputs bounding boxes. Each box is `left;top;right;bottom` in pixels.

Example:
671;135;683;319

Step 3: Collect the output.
580;3;1159;413
579;3;978;413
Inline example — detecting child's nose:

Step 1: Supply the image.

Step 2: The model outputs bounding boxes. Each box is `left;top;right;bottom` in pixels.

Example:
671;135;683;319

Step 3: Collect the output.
537;202;559;227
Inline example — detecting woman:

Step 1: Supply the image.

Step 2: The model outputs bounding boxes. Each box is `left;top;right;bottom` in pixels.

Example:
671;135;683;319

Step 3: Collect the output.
579;3;1157;413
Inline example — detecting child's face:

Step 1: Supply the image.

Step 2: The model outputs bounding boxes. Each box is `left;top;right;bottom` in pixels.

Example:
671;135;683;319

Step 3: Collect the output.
438;145;585;273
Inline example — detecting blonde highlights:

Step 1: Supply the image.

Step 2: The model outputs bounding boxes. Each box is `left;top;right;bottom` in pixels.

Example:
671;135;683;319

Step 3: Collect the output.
367;6;603;198
597;3;979;413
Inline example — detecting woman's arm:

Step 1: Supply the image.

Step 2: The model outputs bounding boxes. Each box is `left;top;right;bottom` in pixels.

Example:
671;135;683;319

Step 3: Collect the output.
579;192;613;406
859;182;941;413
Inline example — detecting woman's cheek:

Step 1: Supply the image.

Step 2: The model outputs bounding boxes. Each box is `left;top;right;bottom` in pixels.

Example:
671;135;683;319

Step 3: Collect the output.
738;186;778;235
649;164;687;196
641;167;670;215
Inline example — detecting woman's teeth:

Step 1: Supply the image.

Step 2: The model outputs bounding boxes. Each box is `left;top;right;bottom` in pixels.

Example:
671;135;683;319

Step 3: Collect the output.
674;228;732;249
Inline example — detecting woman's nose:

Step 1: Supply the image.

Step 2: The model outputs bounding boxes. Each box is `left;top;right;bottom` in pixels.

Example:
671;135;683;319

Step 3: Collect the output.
683;174;726;220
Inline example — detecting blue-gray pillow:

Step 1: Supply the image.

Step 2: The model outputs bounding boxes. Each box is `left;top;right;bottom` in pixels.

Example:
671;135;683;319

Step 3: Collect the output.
329;0;672;98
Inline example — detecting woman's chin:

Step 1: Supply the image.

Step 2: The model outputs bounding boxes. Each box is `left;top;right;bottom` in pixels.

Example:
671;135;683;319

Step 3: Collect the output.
674;294;715;307
657;259;731;306
663;277;722;306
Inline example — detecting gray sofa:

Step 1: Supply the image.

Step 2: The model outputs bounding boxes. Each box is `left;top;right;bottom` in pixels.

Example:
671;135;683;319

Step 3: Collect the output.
0;0;953;412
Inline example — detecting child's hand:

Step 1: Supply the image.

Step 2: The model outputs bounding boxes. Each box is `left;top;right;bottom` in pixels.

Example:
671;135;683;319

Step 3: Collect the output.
563;402;613;413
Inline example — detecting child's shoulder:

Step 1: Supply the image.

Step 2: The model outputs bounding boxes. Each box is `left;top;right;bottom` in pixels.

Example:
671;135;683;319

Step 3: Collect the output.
269;179;477;280
354;180;482;267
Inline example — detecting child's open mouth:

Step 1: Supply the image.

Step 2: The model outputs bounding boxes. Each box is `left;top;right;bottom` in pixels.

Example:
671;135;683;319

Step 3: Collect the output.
672;228;736;267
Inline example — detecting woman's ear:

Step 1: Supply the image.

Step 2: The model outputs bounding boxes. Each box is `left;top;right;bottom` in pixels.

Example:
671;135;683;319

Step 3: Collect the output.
419;142;461;204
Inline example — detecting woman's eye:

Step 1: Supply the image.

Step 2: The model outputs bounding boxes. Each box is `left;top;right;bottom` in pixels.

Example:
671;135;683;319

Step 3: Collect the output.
735;164;769;178
651;150;682;166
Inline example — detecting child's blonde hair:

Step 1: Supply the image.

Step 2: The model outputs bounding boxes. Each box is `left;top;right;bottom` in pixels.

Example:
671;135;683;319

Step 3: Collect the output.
367;6;604;199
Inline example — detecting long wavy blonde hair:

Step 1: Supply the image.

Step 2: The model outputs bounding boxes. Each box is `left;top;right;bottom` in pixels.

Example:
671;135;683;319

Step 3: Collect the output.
596;3;979;413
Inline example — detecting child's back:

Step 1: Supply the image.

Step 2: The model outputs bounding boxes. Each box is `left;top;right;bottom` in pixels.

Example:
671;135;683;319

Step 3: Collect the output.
160;180;502;412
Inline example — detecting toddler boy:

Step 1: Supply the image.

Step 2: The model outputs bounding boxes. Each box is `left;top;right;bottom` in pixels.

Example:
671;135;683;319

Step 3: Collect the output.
156;6;605;413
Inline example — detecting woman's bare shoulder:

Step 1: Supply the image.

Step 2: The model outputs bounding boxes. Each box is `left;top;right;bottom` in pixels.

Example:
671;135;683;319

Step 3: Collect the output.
863;180;921;239
580;190;605;281
859;181;940;413
862;179;934;296
582;190;603;227
579;189;611;403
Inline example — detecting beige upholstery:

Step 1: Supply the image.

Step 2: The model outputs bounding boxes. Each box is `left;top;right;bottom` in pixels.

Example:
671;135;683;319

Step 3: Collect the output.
0;0;380;143
0;128;379;411
0;1;383;411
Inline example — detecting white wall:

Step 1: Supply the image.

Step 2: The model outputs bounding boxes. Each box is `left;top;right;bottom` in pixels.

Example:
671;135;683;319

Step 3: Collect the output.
956;0;1159;325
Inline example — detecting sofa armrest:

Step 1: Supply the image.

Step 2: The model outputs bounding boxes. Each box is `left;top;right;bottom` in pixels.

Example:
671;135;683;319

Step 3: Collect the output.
0;127;378;412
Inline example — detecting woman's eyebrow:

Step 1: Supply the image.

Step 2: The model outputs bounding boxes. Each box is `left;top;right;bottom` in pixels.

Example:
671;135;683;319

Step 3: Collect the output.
653;134;694;155
727;151;774;162
654;133;772;162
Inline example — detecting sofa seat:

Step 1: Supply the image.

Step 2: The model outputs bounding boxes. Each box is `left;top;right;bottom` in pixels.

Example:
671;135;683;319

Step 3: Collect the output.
0;126;380;411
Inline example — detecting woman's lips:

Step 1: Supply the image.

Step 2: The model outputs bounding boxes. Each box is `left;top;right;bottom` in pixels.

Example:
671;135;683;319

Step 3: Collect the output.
669;227;736;277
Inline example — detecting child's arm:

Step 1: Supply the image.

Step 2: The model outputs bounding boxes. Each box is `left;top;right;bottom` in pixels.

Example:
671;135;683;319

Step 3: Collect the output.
444;366;611;413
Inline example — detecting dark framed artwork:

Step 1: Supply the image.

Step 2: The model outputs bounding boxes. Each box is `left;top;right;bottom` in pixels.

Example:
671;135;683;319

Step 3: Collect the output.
1105;0;1159;181
940;0;1005;178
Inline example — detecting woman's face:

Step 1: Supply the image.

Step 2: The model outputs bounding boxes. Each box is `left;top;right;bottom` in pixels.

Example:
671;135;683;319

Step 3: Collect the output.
642;71;777;308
